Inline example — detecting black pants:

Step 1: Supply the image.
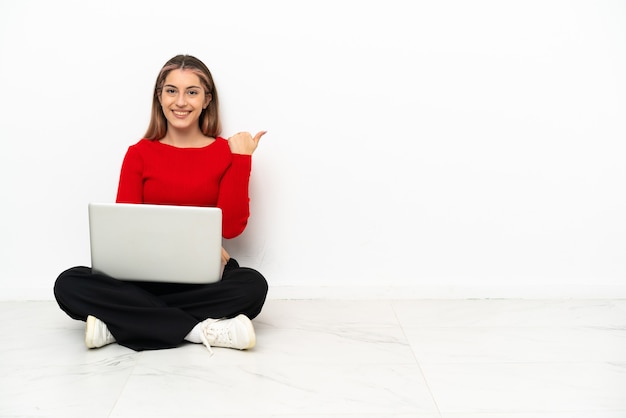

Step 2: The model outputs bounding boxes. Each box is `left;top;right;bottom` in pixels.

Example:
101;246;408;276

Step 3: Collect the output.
53;258;268;351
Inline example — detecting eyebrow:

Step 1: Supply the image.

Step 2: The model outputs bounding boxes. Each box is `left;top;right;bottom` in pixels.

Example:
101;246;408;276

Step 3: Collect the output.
163;84;203;90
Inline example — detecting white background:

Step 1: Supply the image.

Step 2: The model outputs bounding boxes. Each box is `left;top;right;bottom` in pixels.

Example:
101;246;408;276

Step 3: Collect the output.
1;0;624;299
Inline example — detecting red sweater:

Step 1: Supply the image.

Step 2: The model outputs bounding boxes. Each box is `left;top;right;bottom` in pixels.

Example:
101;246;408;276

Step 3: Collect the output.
116;137;251;239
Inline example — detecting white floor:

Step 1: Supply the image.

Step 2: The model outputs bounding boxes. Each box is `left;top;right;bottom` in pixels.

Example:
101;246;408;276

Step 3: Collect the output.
1;298;625;418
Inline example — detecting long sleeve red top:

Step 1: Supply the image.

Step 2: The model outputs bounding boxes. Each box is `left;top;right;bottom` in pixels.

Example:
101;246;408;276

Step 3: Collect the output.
115;137;252;239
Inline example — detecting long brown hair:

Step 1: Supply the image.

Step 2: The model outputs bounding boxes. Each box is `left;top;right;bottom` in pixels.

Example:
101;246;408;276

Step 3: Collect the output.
144;55;221;140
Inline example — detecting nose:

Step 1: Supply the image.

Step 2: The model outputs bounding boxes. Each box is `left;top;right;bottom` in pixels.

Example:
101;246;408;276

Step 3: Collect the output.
175;92;187;107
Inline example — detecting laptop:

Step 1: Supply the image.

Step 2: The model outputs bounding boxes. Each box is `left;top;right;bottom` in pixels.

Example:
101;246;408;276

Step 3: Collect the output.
88;203;223;284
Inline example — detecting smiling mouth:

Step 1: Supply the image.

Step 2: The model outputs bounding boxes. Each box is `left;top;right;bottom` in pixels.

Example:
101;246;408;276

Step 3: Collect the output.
172;110;190;117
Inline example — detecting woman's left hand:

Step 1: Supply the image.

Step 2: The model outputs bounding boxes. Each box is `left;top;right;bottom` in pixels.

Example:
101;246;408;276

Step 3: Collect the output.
227;131;266;155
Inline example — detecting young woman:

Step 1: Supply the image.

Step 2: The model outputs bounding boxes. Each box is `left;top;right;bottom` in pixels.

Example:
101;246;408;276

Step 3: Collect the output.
54;55;268;354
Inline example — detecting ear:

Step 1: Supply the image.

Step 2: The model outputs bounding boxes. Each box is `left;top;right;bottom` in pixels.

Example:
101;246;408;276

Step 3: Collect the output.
204;93;212;109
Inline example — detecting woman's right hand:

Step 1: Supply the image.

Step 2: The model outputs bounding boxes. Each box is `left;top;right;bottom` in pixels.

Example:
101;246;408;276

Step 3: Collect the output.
221;247;231;266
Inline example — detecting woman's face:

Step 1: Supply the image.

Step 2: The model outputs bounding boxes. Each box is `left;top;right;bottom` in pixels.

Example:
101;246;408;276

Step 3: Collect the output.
159;69;211;132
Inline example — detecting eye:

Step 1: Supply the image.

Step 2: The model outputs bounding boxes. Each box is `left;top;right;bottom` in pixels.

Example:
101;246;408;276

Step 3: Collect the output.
187;89;200;96
165;88;177;96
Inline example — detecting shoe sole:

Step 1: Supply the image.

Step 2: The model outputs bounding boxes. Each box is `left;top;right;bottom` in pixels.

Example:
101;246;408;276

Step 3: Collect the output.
85;315;98;349
236;314;256;349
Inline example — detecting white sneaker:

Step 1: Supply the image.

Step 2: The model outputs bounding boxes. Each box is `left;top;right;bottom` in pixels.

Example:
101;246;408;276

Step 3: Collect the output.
200;314;256;353
85;315;116;348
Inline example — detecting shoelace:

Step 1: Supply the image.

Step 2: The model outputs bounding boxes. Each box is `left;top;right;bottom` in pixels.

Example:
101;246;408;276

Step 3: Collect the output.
199;319;233;356
199;332;215;356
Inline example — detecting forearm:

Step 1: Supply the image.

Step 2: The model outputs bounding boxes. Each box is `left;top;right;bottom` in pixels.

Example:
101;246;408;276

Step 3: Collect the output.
217;154;252;238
